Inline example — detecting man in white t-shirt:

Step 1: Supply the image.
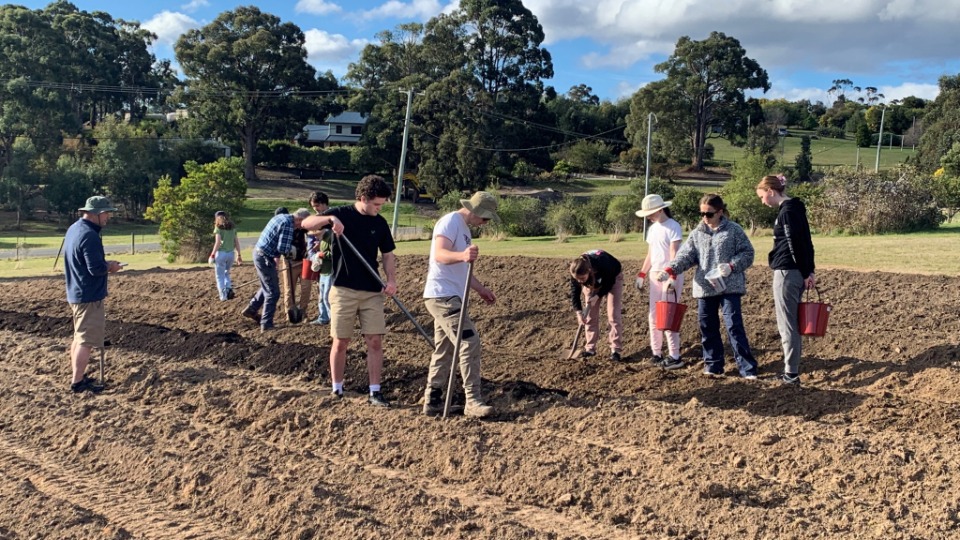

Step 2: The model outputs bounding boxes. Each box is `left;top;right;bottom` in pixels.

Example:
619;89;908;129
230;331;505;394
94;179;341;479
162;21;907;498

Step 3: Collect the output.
422;192;498;418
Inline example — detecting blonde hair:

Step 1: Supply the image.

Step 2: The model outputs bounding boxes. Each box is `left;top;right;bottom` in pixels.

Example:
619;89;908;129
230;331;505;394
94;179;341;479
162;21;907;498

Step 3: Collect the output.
757;174;788;193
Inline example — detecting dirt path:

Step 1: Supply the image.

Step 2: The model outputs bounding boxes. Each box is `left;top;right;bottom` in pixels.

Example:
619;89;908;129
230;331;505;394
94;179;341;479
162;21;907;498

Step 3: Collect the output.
1;256;959;539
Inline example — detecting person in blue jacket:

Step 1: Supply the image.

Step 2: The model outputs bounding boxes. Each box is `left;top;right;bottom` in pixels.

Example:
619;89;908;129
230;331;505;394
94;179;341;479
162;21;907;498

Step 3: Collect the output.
64;196;125;393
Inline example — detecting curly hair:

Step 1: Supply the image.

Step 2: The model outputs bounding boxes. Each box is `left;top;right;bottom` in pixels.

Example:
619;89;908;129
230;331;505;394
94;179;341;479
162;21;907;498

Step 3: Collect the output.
355;175;392;201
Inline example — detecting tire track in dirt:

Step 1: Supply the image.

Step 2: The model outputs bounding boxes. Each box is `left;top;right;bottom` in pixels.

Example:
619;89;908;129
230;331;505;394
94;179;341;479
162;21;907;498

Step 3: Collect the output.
0;435;244;540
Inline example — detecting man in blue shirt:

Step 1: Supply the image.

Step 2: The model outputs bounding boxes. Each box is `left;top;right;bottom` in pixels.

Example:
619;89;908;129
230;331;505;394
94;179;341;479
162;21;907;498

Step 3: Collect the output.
241;208;312;332
64;196;124;393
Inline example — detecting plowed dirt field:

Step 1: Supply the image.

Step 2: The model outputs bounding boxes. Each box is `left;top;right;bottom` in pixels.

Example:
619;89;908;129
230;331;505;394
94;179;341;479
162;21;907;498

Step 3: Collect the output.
1;256;959;539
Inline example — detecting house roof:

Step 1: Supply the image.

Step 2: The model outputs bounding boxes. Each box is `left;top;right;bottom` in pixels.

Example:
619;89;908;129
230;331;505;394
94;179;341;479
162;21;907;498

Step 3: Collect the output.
325;111;367;125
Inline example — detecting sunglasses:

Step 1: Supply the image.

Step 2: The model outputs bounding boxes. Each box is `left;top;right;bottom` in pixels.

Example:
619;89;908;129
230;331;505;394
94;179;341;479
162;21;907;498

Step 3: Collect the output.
699;211;717;218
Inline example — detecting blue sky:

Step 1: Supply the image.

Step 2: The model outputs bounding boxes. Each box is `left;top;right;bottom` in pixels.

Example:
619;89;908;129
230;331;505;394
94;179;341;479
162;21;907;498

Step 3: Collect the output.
15;0;959;104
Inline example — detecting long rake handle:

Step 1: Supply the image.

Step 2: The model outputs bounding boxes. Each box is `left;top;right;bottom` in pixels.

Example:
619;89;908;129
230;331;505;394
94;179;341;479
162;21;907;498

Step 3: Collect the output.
443;262;474;418
337;234;434;349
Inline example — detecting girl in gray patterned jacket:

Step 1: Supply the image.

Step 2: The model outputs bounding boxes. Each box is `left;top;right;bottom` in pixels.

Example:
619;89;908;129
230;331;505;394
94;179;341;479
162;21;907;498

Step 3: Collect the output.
657;193;758;379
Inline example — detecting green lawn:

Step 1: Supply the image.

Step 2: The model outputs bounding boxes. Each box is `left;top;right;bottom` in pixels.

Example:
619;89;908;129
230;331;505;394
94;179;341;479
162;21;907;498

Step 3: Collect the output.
5;223;959;279
709;129;916;170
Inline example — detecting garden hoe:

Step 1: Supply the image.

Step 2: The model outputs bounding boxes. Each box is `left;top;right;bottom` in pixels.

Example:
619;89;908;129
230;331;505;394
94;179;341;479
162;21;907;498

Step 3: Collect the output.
564;294;596;360
443;262;473;419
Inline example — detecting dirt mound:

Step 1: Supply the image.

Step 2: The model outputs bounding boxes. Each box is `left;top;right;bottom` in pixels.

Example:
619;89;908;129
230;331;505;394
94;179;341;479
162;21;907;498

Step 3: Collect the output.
1;257;959;539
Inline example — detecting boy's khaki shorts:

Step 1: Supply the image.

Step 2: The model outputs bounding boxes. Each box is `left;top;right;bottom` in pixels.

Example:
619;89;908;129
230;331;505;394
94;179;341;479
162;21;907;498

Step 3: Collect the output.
329;286;386;338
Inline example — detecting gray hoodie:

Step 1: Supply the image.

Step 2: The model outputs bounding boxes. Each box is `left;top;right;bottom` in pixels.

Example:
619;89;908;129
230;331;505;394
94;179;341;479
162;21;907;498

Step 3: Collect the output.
666;216;754;298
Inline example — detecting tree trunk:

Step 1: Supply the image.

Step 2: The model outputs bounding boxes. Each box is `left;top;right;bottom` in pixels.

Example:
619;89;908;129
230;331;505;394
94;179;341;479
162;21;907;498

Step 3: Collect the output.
241;127;258;183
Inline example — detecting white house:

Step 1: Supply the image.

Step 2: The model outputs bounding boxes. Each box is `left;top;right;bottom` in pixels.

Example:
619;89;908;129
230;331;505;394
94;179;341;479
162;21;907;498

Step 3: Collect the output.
299;112;367;148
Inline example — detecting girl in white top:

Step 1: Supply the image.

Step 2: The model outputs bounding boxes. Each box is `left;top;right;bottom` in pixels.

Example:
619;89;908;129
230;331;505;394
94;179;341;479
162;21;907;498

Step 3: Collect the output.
634;195;685;369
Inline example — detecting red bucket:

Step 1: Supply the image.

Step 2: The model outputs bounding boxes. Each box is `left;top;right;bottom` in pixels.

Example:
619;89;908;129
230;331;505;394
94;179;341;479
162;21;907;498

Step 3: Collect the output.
655;288;687;332
301;260;319;281
798;287;831;337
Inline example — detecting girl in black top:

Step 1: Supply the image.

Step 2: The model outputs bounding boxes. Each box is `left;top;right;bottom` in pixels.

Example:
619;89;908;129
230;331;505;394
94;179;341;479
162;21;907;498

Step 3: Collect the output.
569;250;624;361
757;174;816;385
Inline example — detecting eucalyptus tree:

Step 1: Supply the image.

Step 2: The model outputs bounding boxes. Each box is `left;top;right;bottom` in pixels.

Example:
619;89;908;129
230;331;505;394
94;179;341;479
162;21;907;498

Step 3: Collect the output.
627;32;769;170
915;74;960;173
174;6;329;182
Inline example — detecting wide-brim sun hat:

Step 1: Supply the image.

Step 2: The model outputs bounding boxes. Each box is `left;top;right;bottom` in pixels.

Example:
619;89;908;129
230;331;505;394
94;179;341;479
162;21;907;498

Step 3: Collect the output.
78;196;118;214
460;191;500;222
635;194;672;217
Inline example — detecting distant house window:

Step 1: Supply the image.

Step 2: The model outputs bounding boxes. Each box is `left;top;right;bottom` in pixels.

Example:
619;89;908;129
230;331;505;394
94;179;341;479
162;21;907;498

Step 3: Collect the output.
351;126;362;135
335;125;342;134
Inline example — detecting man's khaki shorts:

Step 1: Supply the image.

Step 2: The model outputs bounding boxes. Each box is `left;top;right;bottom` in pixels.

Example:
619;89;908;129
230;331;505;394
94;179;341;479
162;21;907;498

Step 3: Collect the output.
70;300;105;348
329;286;386;339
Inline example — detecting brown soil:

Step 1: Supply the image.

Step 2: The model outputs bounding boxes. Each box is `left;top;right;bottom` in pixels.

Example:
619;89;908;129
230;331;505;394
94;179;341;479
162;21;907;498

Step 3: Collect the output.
1;257;959;539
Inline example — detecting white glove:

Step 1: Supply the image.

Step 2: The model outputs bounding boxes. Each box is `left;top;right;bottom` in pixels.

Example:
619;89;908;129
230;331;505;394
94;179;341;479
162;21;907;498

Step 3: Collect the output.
718;263;733;278
634;272;646;291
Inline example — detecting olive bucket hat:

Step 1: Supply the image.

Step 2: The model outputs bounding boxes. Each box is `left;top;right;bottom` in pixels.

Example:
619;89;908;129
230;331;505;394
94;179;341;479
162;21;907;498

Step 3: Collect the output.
78;196;118;214
460;191;500;222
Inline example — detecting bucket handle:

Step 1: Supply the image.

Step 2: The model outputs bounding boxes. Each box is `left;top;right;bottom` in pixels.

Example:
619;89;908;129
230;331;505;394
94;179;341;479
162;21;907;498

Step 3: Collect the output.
662;283;679;303
802;285;822;303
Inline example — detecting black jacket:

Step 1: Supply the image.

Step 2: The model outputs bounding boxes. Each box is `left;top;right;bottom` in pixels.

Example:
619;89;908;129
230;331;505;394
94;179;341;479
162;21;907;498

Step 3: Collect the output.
769;198;815;278
570;249;622;311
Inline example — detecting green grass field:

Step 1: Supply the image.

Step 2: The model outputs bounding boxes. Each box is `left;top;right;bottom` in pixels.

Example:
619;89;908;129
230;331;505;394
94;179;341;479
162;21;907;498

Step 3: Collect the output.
709;129;916;170
6;221;957;279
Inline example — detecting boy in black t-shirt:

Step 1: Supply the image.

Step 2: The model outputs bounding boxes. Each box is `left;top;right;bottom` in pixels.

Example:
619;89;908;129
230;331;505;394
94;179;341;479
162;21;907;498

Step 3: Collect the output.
322;175;397;407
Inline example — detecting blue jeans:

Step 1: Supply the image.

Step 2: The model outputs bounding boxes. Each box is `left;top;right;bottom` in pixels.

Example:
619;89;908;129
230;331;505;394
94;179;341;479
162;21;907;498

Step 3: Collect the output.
697;294;757;376
317;274;332;323
214;251;235;300
248;250;279;328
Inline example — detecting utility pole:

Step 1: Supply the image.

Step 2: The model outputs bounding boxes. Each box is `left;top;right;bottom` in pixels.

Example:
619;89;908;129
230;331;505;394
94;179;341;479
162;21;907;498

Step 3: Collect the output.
643;112;657;237
874;105;886;173
391;89;415;238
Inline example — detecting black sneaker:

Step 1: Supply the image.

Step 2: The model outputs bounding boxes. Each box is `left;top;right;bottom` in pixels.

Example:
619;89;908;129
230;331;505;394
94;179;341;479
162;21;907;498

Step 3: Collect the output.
660;357;685;370
331;389;343;399
368;391;391;407
610;351;622;362
580;349;596;359
781;373;801;386
70;377;104;394
650;355;664;367
226;288;236;300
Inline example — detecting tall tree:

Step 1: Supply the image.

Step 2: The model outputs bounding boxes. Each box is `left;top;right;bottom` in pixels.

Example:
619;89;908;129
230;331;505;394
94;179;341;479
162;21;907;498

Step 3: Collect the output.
174;6;327;182
915;74;960;173
637;32;769;170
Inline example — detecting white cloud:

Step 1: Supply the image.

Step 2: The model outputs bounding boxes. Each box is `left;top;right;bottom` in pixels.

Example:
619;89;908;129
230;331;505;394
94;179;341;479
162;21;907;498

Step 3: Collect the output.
180;0;208;14
360;0;458;21
880;82;940;102
304;29;369;63
143;11;199;46
295;0;343;16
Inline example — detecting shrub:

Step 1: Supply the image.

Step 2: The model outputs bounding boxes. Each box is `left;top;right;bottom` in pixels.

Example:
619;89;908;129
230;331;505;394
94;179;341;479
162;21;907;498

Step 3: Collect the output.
545;199;585;236
606;195;642;233
808;166;944;234
721;154;777;233
670;186;704;230
437;190;468;214
144;157;247;262
489;196;547;237
581;193;614;233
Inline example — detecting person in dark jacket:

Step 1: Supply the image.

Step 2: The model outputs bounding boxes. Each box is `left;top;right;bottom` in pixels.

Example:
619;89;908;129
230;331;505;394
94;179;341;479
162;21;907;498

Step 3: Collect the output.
757;174;816;386
64;196;125;393
569;250;624;361
657;193;758;379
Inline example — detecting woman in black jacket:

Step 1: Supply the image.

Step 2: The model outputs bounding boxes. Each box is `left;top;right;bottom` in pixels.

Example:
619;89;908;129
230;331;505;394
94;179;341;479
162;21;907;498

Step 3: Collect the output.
757;174;816;385
569;250;624;361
